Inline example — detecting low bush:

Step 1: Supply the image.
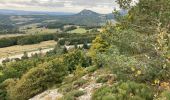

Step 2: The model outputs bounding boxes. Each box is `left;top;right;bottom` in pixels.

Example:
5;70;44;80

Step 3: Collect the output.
85;66;97;73
6;58;68;100
1;78;17;100
92;81;154;100
73;79;87;88
0;58;43;83
157;90;170;100
96;75;110;83
61;90;85;100
58;83;73;93
73;66;86;80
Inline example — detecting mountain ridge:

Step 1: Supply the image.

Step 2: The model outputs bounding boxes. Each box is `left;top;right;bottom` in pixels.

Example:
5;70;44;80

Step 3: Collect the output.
0;9;126;26
0;9;113;15
76;9;100;16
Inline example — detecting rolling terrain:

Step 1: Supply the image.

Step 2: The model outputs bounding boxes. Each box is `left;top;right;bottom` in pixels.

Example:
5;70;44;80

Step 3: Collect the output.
0;9;115;34
2;1;169;100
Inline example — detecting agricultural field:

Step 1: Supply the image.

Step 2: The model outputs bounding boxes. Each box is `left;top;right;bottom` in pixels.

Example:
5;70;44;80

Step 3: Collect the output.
20;23;59;34
68;27;87;34
2;1;170;99
0;40;56;58
0;34;25;39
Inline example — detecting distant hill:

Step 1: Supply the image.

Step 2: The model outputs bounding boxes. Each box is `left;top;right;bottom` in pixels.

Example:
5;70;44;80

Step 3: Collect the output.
0;9;126;28
50;9;115;26
76;9;100;16
0;9;75;15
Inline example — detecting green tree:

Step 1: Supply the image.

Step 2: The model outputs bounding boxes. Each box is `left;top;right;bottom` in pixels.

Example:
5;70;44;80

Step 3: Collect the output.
88;35;109;66
62;46;68;54
64;50;91;72
21;52;28;60
116;0;170;56
89;35;109;57
83;41;89;49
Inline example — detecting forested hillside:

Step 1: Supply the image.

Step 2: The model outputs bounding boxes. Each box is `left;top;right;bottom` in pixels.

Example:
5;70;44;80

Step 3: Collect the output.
0;0;170;100
0;9;115;35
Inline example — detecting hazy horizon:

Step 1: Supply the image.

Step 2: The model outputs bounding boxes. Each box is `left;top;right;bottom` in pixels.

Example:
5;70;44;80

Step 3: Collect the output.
0;0;120;14
0;8;113;14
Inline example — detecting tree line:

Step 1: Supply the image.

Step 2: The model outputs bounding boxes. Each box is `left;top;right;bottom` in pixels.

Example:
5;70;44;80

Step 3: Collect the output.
0;33;55;48
0;32;98;48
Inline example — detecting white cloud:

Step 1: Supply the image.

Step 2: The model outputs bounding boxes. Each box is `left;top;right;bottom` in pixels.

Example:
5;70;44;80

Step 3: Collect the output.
0;0;119;14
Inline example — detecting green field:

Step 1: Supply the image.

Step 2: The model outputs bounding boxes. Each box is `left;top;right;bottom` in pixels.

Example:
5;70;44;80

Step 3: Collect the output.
68;28;87;34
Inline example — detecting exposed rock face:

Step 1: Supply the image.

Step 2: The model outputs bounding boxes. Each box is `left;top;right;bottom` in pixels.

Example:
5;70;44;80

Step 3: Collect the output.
29;89;62;100
78;83;102;100
30;69;115;100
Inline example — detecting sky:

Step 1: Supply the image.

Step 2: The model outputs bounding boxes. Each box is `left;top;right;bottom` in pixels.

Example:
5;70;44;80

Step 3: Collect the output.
0;0;120;14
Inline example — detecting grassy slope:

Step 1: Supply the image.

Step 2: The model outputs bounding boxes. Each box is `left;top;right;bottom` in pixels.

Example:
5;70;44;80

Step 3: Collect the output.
68;28;87;34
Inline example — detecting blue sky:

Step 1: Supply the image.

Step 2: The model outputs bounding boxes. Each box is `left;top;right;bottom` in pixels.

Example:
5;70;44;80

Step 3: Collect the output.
0;0;120;14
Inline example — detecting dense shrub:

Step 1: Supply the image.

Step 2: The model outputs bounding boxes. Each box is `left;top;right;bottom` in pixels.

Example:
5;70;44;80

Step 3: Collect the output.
7;58;68;100
73;66;86;80
46;44;64;56
58;36;96;45
63;50;92;72
0;83;7;100
0;79;17;100
93;45;170;82
92;81;154;100
88;35;110;66
0;58;43;83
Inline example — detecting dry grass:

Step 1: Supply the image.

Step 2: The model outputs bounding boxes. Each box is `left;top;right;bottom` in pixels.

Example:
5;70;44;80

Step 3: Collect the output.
20;23;59;34
0;40;57;58
0;34;25;39
68;28;87;34
23;28;58;34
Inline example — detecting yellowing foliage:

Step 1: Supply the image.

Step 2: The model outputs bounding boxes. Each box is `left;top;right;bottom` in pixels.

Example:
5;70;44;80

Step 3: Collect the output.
88;35;109;58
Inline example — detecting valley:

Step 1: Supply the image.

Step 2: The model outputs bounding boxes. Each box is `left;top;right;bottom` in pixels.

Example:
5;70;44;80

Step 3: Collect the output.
0;1;170;100
0;9;103;63
0;10;103;60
